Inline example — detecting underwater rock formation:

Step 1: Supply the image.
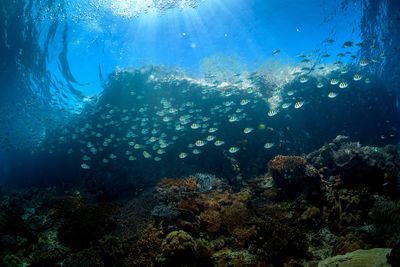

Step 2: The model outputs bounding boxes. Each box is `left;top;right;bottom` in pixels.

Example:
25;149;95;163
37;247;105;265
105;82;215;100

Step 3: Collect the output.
308;135;400;197
268;155;322;201
318;248;392;267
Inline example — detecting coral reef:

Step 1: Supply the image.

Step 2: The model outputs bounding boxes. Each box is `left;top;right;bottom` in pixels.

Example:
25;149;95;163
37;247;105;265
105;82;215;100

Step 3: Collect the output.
0;136;399;266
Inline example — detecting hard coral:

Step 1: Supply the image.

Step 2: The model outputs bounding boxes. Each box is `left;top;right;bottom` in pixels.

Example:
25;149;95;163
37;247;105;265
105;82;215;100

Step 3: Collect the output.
158;177;198;192
124;228;162;266
161;230;195;264
268;155;306;171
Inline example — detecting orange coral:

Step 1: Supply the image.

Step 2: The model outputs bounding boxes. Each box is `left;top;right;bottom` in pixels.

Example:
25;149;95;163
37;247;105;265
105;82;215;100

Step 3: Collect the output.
268;155;306;171
157;177;198;192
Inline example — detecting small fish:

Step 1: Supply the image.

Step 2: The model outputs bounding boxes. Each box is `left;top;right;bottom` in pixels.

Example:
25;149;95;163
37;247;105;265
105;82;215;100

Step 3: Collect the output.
102;158;109;163
208;127;218;133
109;153;117;159
177;124;186;131
195;140;206;147
360;59;369;66
143;151;152;158
365;78;371;84
157;149;165;154
353;74;362;81
154;157;161;161
328;92;337;98
287;91;295;96
300;77;308;83
206;135;216;141
192;149;201;154
294;101;304;109
282;103;291;109
162;116;171;122
330;78;339;85
337;53;345;57
268;109;278;117
229;147;240;153
339;82;348;88
240;99;250;105
317;82;324;88
191;123;200;129
179;152;188;159
214;140;225;146
264;142;274;149
82;155;91;161
81;163;91;169
326;39;334;43
272;50;280;55
342;41;353;48
229;116;238;122
243;127;254;134
129;155;137;161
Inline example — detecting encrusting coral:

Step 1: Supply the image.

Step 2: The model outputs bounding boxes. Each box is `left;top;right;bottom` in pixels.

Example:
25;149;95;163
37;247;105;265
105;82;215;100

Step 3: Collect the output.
268;155;307;171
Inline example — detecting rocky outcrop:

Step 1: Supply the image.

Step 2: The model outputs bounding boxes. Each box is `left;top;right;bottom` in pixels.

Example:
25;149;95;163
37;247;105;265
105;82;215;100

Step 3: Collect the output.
318;248;392;267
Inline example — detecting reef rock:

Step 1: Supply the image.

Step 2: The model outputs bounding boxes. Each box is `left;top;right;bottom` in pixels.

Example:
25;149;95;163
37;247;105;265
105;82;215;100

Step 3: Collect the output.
318;248;392;267
268;155;321;201
308;135;400;196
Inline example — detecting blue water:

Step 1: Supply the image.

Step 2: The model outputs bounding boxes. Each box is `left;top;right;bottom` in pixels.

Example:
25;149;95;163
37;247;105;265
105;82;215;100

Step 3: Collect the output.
0;0;399;185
